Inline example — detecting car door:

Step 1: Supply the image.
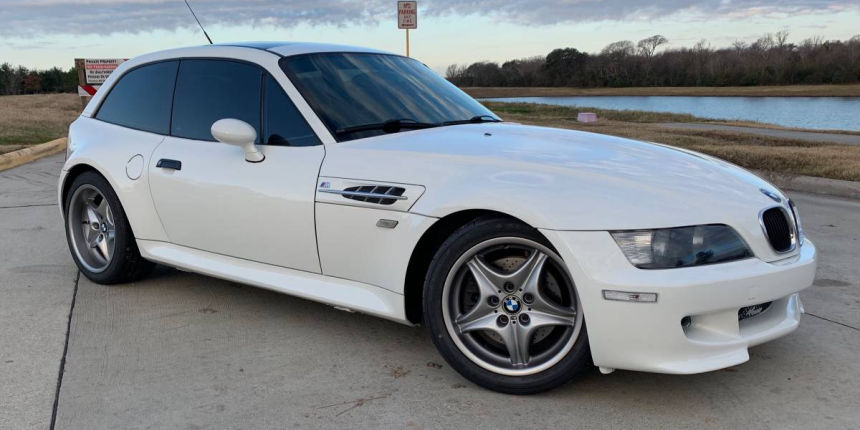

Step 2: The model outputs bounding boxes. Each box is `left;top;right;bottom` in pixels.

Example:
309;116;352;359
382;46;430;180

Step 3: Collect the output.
88;60;178;242
148;59;325;273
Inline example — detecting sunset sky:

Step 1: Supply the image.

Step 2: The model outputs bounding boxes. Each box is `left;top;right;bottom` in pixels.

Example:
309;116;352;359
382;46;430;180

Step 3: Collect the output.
2;0;859;72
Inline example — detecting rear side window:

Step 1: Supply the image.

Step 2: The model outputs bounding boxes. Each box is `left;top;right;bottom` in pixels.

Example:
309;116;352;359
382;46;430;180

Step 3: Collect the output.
95;61;178;134
263;75;320;146
171;59;262;142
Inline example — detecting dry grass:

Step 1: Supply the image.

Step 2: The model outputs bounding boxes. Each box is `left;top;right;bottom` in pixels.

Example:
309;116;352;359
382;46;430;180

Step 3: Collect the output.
0;94;80;148
695;120;860;136
465;84;860;98
485;102;860;181
0;144;29;155
488;102;705;123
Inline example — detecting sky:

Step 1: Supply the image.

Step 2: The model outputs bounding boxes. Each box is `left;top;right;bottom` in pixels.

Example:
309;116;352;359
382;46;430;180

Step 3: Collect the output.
1;0;859;73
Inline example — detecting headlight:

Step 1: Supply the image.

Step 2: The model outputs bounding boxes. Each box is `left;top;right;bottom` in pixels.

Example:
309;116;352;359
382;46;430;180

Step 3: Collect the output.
788;200;803;245
611;225;752;269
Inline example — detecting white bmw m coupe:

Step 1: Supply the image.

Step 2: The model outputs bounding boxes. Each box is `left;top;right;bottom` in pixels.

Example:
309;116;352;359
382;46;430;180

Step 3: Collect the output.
60;42;817;393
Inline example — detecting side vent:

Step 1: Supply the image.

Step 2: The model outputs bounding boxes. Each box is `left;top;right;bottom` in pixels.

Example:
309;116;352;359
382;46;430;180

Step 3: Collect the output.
341;185;406;205
316;178;422;209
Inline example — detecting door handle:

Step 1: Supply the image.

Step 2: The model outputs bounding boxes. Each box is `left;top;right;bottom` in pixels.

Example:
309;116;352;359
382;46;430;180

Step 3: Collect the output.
156;159;182;170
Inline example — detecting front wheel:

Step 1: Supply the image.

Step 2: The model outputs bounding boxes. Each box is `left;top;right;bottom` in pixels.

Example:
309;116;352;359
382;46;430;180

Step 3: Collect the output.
64;171;153;284
423;217;589;394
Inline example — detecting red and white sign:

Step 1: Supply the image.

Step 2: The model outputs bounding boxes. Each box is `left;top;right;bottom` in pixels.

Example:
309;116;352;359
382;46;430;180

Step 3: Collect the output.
397;1;417;29
78;85;100;96
84;58;126;85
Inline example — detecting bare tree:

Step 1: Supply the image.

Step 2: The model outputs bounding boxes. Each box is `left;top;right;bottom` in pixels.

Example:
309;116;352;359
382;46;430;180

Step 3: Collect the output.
601;40;635;56
847;35;860;68
445;63;462;81
775;30;790;48
801;35;824;49
693;39;711;53
752;34;775;51
637;35;668;58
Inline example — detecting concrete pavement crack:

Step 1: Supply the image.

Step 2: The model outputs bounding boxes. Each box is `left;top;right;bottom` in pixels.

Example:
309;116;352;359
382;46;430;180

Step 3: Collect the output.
49;270;80;430
806;312;859;332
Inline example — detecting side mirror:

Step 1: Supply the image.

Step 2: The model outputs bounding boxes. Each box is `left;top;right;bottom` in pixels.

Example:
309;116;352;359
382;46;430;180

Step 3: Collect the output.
211;118;265;163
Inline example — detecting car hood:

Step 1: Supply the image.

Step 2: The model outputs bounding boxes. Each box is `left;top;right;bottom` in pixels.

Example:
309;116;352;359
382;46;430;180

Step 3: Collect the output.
320;122;785;232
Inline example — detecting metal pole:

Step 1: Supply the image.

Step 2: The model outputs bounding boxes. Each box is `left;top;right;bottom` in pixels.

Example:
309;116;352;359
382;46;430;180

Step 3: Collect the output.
406;28;410;57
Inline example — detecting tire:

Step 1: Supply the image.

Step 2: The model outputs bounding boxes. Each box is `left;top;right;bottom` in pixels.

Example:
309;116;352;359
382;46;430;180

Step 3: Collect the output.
64;171;154;284
423;216;590;394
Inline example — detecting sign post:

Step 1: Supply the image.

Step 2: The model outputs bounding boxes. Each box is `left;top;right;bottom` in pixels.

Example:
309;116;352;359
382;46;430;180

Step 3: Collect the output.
74;58;126;109
397;1;417;57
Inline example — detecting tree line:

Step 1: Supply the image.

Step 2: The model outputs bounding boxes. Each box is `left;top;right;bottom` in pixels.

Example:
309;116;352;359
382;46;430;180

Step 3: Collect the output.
0;63;78;95
446;32;860;87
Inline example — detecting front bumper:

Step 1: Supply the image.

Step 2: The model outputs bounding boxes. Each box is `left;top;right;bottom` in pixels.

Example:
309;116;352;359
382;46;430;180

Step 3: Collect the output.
541;229;817;374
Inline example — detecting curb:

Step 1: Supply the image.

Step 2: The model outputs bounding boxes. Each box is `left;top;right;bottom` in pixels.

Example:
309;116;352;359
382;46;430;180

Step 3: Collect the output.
0;138;67;173
754;170;860;201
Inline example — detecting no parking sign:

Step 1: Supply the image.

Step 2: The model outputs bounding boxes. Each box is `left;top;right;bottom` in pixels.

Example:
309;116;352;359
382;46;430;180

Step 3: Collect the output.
397;1;417;57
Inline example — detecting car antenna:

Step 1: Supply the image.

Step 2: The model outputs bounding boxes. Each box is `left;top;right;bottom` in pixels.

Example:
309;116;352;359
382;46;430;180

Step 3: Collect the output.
183;0;213;44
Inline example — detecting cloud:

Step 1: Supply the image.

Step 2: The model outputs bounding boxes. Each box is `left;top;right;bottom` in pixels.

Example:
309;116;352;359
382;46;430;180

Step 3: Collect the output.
0;1;388;36
430;0;858;24
0;0;856;37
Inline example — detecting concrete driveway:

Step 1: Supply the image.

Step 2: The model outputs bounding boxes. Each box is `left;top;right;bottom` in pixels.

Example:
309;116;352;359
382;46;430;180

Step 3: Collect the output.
1;154;858;429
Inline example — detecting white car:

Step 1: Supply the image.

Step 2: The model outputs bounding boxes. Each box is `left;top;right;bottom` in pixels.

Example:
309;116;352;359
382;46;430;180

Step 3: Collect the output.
59;42;816;394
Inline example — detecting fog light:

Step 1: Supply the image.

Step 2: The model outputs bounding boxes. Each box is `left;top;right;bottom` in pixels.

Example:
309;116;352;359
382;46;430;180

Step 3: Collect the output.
602;290;657;303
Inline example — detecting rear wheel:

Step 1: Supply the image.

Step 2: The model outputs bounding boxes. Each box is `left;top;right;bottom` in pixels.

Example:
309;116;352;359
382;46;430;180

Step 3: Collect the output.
423;217;589;394
64;171;153;284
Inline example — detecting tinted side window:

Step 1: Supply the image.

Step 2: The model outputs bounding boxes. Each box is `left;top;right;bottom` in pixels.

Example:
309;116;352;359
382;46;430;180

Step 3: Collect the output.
95;61;178;134
171;59;262;142
264;75;320;146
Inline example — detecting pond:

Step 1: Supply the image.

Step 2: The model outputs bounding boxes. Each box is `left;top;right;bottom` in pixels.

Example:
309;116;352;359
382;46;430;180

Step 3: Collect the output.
484;96;860;131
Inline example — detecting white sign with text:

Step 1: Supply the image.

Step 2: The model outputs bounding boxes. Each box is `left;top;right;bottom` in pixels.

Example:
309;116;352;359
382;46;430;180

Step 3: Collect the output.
397;1;417;29
84;58;126;85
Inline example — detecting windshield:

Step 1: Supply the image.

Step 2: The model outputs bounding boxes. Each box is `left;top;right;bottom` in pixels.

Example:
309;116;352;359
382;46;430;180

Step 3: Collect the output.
280;53;499;141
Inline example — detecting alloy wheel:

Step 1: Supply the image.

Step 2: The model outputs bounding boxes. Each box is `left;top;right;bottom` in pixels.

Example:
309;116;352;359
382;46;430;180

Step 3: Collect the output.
441;237;583;376
67;184;116;273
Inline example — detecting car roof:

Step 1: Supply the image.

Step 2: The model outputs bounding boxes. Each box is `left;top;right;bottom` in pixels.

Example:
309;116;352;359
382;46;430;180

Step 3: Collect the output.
80;41;397;118
213;41;392;57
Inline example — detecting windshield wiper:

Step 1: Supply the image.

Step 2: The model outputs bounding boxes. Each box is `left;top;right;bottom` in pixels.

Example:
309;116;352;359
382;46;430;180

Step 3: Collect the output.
441;115;502;126
335;118;438;136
